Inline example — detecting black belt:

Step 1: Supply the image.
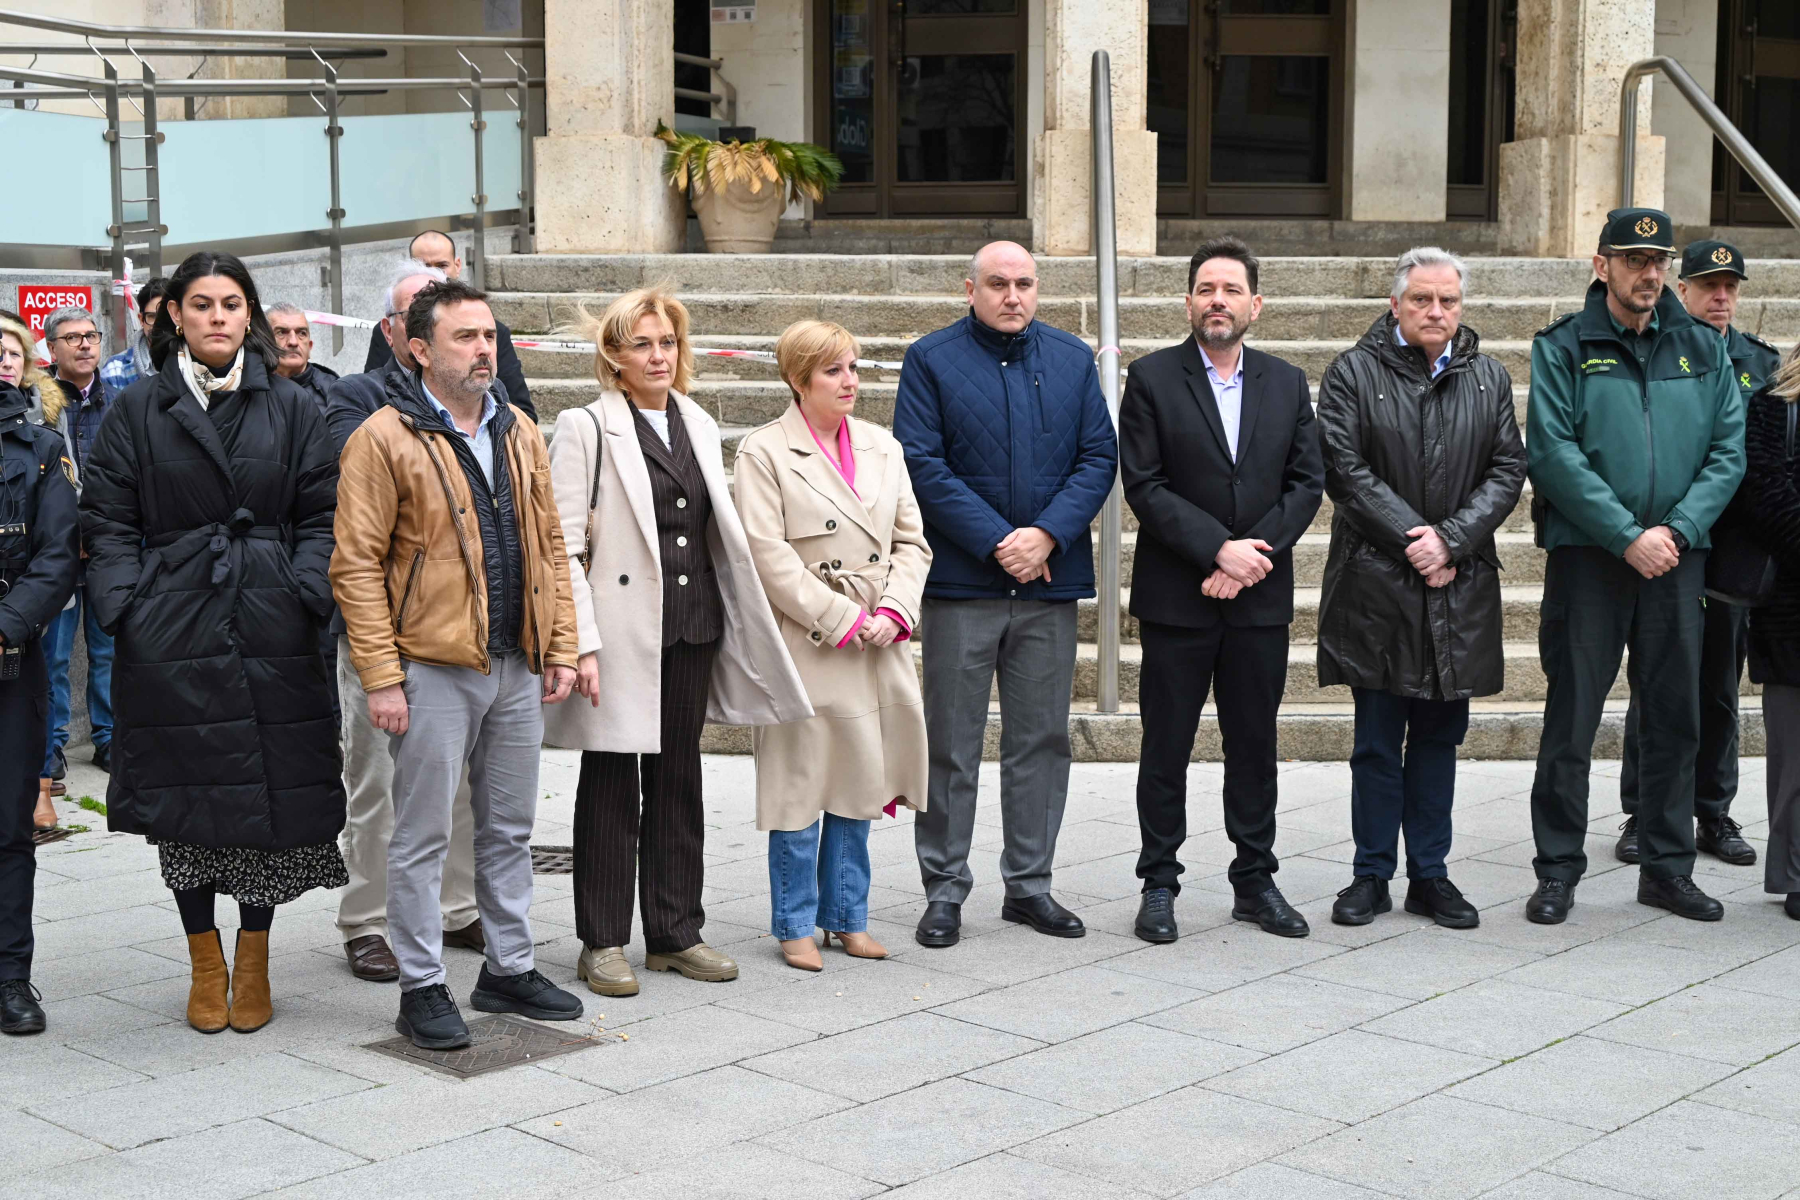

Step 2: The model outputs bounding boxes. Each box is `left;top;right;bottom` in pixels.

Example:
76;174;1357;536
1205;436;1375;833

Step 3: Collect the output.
147;508;286;588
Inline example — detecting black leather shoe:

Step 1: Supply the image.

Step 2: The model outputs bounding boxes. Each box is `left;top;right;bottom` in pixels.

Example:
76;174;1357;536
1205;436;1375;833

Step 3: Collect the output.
0;979;46;1036
1231;886;1310;938
90;742;111;773
470;965;584;1021
397;983;471;1049
1786;893;1800;921
1614;816;1640;864
47;745;66;782
1638;874;1724;921
1001;893;1086;938
1696;816;1757;866
1405;877;1480;929
1331;876;1391;926
1134;888;1178;944
914;901;962;948
1525;878;1575;924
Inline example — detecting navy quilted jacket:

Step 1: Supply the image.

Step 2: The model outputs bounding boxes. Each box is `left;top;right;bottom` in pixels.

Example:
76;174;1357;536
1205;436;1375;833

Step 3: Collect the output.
893;313;1118;601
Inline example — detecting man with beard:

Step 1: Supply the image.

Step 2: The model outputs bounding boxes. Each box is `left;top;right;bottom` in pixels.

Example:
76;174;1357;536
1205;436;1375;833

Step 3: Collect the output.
1525;208;1745;925
1117;236;1324;942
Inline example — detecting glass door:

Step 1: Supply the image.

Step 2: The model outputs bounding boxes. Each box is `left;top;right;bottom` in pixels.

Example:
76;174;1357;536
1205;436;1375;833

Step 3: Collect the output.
1445;0;1516;221
1149;0;1344;219
816;0;1026;218
1713;0;1800;226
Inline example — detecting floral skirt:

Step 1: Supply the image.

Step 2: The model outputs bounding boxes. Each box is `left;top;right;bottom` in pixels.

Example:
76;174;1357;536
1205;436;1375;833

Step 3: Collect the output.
151;839;348;907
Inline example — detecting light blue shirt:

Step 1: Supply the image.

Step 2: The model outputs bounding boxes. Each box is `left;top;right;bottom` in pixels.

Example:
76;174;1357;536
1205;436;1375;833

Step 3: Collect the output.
1395;325;1453;378
1199;340;1245;461
423;382;499;489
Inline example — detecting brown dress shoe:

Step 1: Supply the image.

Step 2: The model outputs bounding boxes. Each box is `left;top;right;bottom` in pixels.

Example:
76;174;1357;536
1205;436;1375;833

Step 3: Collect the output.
645;943;739;982
34;779;57;832
229;929;272;1033
345;934;400;982
442;918;486;953
186;930;230;1034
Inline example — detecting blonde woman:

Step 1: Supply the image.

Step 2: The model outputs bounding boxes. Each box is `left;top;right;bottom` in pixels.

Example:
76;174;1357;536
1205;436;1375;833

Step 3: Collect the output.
544;287;810;996
733;320;932;971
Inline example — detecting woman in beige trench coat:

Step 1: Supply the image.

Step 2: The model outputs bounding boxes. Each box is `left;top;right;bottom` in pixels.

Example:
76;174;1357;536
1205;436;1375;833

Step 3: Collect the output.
733;320;932;971
544;287;811;998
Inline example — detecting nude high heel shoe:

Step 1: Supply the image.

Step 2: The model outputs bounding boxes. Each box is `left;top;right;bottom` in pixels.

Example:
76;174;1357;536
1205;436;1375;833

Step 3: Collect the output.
778;937;822;972
34;779;57;832
823;930;888;959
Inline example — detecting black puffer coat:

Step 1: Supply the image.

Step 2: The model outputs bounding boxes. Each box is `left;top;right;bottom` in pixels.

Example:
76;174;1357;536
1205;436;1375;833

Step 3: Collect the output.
1746;387;1800;686
80;351;346;849
1316;314;1527;700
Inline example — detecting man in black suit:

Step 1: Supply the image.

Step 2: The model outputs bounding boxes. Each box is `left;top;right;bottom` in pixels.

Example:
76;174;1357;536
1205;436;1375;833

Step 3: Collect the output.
1119;236;1324;943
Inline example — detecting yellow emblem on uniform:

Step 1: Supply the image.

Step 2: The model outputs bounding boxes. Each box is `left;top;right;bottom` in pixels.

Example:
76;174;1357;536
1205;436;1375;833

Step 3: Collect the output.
1742;372;1753;388
1636;216;1659;237
1679;356;1691;373
1712;246;1733;265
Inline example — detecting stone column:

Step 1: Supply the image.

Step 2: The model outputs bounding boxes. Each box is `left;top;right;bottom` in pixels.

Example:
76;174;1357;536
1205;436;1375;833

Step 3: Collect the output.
534;0;685;254
148;0;288;120
1032;0;1158;257
1652;0;1718;227
1345;0;1450;222
1498;0;1665;257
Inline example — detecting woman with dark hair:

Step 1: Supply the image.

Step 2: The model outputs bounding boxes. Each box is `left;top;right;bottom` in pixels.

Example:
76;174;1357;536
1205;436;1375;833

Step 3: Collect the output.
80;251;346;1033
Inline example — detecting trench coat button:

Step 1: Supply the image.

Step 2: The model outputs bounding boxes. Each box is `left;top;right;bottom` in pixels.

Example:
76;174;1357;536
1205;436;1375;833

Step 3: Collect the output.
831;559;841;569
619;574;629;585
811;631;821;641
676;497;687;508
676;535;687;547
826;519;837;530
678;574;689;586
821;561;829;570
869;553;879;563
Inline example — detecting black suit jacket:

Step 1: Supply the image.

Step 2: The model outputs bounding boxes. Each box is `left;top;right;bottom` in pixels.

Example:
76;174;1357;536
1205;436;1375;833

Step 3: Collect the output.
1120;338;1324;628
364;318;535;425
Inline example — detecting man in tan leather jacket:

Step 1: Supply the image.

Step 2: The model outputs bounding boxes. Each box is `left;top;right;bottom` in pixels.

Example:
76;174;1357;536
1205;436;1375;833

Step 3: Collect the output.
332;279;582;1050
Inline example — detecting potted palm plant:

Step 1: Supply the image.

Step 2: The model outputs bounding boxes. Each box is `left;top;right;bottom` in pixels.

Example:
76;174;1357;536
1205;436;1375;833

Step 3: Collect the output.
657;122;843;253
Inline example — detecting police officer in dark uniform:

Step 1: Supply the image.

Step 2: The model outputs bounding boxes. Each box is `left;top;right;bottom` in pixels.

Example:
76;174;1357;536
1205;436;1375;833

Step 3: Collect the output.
0;378;80;1035
1524;208;1745;925
1617;239;1781;869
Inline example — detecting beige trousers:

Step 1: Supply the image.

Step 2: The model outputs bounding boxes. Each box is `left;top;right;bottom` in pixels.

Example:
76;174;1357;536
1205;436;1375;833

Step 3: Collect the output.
336;635;478;943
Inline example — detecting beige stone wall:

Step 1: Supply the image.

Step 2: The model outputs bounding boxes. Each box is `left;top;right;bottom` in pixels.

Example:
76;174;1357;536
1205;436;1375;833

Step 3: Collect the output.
1652;0;1718;227
709;0;809;219
1345;0;1451;222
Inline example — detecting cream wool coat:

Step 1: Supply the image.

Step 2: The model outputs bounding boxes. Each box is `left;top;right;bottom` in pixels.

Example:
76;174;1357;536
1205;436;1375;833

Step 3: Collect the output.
733;404;932;832
542;390;812;753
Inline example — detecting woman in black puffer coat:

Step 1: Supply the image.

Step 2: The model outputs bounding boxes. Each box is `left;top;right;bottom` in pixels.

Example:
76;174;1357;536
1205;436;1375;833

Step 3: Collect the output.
1743;349;1800;921
80;252;346;1034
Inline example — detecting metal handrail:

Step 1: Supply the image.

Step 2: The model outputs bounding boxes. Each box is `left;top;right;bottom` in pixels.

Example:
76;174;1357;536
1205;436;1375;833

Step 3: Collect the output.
1619;55;1800;229
1091;50;1123;715
674;50;737;126
0;8;540;48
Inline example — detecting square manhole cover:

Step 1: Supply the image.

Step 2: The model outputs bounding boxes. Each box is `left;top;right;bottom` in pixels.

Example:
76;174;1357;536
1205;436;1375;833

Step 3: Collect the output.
363;1014;606;1078
531;844;575;875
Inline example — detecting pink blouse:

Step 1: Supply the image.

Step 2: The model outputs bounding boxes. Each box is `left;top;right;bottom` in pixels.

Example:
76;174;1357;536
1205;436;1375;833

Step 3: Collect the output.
804;414;912;648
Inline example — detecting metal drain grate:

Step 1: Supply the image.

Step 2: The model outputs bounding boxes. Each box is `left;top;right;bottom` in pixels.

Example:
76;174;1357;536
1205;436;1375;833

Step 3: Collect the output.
362;1014;607;1078
31;827;71;846
531;845;575;875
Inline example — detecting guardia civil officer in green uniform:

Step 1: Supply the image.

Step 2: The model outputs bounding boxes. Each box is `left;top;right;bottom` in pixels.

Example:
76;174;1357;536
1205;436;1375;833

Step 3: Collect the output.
1524;208;1746;925
1616;239;1781;870
0;377;80;1035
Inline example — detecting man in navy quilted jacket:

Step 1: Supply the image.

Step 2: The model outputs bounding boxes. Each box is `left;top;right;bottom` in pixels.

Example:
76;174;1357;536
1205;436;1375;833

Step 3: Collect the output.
895;240;1119;949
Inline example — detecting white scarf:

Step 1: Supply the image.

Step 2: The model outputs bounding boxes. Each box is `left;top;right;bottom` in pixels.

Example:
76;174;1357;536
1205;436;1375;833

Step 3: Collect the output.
177;343;244;412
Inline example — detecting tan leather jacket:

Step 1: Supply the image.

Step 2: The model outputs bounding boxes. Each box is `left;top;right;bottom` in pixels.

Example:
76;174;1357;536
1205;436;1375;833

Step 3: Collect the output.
331;400;579;692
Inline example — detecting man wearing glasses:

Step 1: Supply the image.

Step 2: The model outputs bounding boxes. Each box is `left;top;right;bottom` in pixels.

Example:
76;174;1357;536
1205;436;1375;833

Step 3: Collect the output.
1523;208;1746;925
39;306;115;777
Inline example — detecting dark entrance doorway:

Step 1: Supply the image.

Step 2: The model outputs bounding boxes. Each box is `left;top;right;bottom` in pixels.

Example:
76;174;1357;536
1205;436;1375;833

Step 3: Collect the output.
814;0;1027;218
1446;0;1516;221
1148;0;1345;219
1713;0;1800;226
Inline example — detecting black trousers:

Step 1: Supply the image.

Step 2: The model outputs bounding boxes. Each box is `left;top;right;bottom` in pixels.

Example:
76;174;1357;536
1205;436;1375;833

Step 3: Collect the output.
1135;620;1288;897
573;638;719;954
1620;596;1746;821
1531;546;1706;883
1;641;48;981
1349;688;1470;881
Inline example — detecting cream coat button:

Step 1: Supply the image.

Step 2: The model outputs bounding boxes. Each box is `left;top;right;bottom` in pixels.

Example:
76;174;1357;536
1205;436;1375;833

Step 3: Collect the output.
678;574;689;586
676;497;687;508
676;536;688;547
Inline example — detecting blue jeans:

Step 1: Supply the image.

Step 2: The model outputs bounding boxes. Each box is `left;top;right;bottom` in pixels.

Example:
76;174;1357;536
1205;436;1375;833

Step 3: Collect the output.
768;815;871;941
1349;688;1470;881
43;588;114;773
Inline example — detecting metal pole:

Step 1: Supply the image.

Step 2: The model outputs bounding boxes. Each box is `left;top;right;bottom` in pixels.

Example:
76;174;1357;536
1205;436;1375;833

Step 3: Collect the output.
139;56;163;280
319;56;344;354
1091;50;1122;715
102;62;128;347
1620;55;1800;228
512;53;533;254
465;55;487;290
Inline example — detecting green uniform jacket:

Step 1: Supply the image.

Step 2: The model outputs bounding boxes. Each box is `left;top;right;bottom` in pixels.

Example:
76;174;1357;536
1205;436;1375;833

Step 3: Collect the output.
1526;281;1745;555
1725;323;1782;404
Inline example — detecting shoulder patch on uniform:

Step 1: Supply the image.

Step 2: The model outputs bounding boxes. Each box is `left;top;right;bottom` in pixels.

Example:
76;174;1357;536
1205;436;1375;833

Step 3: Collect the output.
1535;313;1577;338
61;455;76;486
1743;331;1778;352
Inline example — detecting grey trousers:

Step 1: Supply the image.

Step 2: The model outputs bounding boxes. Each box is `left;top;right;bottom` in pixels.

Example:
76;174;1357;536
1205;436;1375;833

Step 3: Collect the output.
915;597;1078;902
388;652;542;990
1765;684;1800;895
336;636;479;944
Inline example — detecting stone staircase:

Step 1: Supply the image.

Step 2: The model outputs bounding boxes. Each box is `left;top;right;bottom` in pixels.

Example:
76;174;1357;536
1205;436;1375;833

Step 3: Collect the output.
486;252;1799;761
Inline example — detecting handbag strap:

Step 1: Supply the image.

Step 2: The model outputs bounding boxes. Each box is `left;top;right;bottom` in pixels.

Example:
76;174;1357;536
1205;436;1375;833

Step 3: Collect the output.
577;405;603;569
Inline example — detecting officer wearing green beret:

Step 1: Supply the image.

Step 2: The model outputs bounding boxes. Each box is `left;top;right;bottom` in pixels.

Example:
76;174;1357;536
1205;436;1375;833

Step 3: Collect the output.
1524;208;1746;925
1616;239;1781;871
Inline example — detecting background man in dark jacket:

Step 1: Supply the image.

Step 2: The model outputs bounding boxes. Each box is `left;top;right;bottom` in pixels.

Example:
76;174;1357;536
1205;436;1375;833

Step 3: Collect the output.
1616;239;1780;869
1119;236;1323;944
268;303;340;413
894;240;1118;948
1525;208;1745;925
1316;247;1526;930
361;231;534;423
0;380;79;1035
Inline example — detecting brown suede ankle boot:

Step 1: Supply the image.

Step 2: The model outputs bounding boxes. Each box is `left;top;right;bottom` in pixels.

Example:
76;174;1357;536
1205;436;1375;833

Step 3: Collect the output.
228;929;272;1033
186;931;230;1034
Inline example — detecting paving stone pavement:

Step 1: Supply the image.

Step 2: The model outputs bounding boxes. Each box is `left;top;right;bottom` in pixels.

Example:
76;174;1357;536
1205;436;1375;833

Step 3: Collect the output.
12;752;1799;1199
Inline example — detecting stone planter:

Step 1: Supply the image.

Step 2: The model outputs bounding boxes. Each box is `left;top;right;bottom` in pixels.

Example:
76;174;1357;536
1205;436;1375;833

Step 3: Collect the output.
691;178;785;253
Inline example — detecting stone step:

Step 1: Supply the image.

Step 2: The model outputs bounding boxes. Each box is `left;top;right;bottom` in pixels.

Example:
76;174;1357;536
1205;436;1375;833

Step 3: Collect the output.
698;696;1767;761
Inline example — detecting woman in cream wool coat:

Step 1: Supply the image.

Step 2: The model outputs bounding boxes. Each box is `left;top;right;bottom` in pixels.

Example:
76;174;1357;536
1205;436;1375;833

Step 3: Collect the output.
544;287;810;999
733;320;932;971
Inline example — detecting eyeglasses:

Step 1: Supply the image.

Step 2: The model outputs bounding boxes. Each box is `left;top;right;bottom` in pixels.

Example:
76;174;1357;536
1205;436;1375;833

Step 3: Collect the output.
1610;252;1673;272
53;331;102;347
